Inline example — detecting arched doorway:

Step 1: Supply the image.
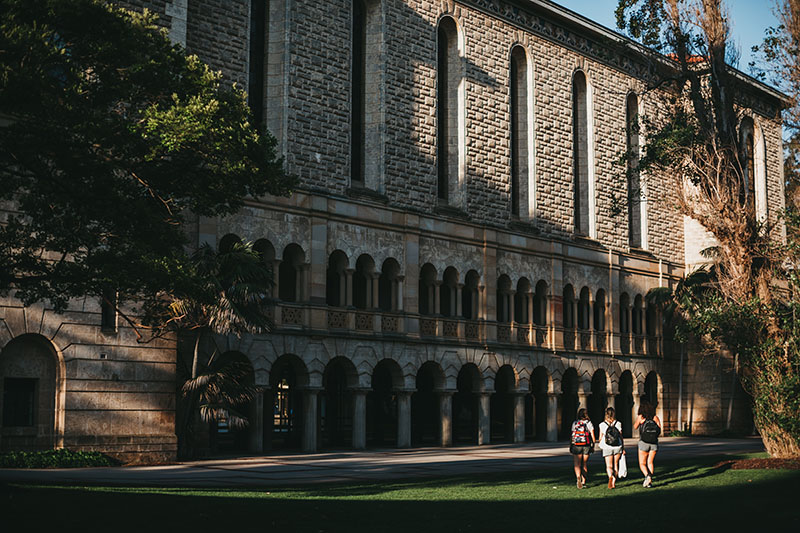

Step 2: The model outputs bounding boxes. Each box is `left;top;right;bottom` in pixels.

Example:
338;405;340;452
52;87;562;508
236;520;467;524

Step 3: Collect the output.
530;366;549;441
559;368;579;440
644;371;659;408
453;364;481;444
490;365;516;443
321;357;358;448
268;354;308;450
411;362;444;446
0;334;61;451
210;351;255;453
617;370;634;438
367;359;402;447
589;370;608;436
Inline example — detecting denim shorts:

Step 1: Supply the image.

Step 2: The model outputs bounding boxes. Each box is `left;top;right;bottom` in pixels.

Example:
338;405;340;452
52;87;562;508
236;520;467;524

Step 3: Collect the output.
638;441;658;452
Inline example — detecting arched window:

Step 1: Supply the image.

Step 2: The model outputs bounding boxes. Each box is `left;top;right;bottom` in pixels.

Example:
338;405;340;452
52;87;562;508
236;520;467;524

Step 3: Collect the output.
619;292;630;334
740;116;768;221
496;275;512;323
593;289;606;332
441;267;459;317
626;93;642;248
378;258;401;311
326;251;349;307
419;264;438;316
562;285;575;329
514;278;531;324
279;244;305;302
248;0;267;130
437;16;463;207
218;233;242;253
578;287;590;330
351;1;382;189
533;281;548;326
254;238;277;298
354;254;376;309
572;71;592;236
462;270;480;319
633;294;644;335
510;45;533;219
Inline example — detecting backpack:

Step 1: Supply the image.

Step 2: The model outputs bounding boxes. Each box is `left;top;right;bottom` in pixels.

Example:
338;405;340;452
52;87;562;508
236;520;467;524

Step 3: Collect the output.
605;421;622;447
640;418;661;444
571;420;591;446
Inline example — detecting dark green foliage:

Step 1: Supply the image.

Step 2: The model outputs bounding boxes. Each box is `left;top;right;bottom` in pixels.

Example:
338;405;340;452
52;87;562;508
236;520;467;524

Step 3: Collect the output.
0;0;294;314
0;449;118;468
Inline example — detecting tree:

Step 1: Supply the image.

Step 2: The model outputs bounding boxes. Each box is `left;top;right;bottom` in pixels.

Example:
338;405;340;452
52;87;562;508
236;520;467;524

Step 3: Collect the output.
616;0;799;457
169;241;272;458
0;0;294;317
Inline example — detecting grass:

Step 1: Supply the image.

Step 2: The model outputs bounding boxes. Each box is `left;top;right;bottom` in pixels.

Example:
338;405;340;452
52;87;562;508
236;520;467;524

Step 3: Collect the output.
2;454;798;532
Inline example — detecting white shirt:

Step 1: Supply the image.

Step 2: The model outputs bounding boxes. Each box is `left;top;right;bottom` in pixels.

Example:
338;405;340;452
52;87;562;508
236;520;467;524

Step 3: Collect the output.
599;420;623;449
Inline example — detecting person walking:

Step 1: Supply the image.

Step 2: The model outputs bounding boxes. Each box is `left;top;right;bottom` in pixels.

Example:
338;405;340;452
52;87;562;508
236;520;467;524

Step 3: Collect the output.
633;399;662;487
570;407;595;488
598;406;624;489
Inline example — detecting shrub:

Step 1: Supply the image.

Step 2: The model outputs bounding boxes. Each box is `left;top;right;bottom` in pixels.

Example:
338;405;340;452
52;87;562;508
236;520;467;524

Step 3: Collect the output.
0;449;118;468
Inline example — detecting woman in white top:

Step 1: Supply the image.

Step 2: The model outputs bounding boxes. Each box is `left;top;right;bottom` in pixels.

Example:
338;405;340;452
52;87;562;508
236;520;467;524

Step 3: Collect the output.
598;406;624;489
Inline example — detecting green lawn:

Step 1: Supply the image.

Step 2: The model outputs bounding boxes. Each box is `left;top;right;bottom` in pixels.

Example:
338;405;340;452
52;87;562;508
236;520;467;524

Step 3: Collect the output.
2;455;798;531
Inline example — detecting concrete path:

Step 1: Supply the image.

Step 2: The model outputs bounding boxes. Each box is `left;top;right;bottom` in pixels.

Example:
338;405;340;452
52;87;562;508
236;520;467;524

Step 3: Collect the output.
0;437;763;488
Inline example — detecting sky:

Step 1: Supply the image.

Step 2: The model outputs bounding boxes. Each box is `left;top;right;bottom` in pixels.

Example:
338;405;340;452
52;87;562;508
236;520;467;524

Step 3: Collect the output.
555;0;780;73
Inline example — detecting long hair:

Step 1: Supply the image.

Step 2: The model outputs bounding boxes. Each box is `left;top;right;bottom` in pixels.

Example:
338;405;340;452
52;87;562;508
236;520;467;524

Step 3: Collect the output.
639;399;656;419
576;407;589;421
604;406;616;424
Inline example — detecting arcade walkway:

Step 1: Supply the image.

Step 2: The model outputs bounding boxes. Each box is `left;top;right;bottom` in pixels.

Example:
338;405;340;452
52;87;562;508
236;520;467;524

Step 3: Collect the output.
0;437;763;487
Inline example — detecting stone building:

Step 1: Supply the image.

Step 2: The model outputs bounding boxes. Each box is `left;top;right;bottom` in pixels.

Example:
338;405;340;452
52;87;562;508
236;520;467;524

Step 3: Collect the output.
0;0;787;462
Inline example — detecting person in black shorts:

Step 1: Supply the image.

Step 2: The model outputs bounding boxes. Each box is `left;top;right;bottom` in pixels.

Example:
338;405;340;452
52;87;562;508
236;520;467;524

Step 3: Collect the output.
570;408;595;488
633;399;662;487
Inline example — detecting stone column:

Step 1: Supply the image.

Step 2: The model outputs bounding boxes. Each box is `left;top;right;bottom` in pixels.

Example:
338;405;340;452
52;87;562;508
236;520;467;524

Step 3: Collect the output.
302;389;319;452
352;389;367;450
273;260;282;299
345;269;354;307
339;271;347;307
456;283;464;318
478;392;491;445
527;292;534;325
397;391;412;448
632;388;641;427
396;276;404;311
607;393;616;414
249;390;265;453
546;393;558;442
371;273;379;309
513;393;526;443
508;290;516;324
434;281;442;315
439;392;453;447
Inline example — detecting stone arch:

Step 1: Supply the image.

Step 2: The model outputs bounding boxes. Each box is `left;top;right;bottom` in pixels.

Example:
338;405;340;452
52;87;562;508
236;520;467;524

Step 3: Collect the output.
378;257;402;312
218;233;242;252
354;254;377;310
320;356;360;448
327;249;350;307
578;286;591;330
497;274;512;323
411;360;446;446
491;365;517;443
559;367;580;440
617;369;635;438
279;243;306;302
454;363;482;444
441;266;460;318
462;269;481;320
0;334;65;451
533;280;548;326
514;277;531;324
209;351;255;453
268;353;310;450
588;368;609;433
419;263;438;316
529;365;551;441
367;357;402;447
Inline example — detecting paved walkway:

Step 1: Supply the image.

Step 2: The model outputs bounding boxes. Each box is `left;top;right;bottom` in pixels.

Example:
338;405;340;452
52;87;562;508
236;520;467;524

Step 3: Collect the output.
0;437;763;488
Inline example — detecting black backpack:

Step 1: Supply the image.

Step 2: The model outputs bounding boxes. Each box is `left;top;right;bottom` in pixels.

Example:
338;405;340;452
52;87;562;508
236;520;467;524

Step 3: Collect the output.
640;418;661;444
605;421;622;447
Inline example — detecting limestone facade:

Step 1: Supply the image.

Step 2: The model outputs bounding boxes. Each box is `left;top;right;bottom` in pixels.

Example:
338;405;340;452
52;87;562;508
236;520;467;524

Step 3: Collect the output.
0;0;784;460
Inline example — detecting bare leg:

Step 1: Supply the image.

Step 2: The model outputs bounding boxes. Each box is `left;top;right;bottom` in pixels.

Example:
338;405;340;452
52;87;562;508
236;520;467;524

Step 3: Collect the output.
574;454;583;487
638;449;651;477
646;450;656;480
605;455;614;478
612;453;620;487
581;455;589;485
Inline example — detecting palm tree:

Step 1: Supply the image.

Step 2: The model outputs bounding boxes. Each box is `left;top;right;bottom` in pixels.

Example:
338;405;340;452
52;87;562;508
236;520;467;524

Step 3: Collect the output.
168;241;273;458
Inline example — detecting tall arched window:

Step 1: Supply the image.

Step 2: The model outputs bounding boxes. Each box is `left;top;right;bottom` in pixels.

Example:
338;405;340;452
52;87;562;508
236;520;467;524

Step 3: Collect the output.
248;0;267;130
740;116;767;221
437;16;463;207
572;71;592;236
510;45;533;219
626;93;642;248
351;1;382;189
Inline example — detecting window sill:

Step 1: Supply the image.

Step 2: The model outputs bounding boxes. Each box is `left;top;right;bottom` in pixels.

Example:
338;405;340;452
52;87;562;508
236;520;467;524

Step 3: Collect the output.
434;204;469;220
346;186;388;204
